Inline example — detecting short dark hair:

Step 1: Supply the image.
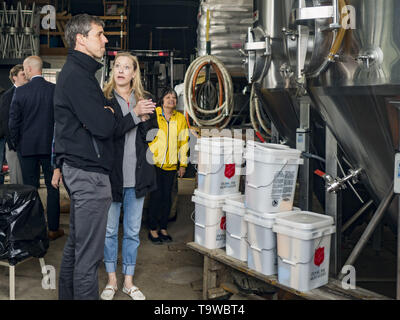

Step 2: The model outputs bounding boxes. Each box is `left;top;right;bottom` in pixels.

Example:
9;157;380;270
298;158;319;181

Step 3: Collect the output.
9;64;24;83
159;87;178;107
65;14;104;49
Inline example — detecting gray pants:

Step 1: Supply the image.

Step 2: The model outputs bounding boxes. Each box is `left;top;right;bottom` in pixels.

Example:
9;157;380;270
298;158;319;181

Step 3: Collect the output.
5;143;23;184
59;163;112;300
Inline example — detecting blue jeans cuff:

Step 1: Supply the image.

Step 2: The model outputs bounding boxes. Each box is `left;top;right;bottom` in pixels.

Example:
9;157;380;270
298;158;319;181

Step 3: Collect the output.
104;261;117;273
123;264;136;276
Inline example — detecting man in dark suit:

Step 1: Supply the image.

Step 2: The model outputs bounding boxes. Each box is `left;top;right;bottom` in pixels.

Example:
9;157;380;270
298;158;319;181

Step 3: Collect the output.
0;64;27;185
9;56;63;241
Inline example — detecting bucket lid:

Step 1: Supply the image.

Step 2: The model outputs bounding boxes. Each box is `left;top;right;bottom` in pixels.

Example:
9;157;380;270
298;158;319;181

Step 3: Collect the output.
225;195;245;209
274;211;334;231
246;207;300;216
246;208;298;226
223;195;246;216
192;189;242;208
273;224;336;241
196;137;245;154
244;211;277;228
245;146;302;157
244;144;302;164
194;189;241;201
247;140;290;150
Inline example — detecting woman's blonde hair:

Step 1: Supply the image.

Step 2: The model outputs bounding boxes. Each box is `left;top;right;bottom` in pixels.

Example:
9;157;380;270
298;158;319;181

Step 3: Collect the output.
103;52;145;101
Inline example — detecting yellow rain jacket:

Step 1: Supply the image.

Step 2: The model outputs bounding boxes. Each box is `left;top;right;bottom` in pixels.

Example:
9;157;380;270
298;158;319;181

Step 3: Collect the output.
149;107;189;171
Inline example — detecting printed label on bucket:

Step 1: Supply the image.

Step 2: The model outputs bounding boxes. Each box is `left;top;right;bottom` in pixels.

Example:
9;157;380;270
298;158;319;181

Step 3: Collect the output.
271;171;296;199
310;247;327;281
220;216;226;230
310;267;327;281
224;164;235;179
216;232;226;242
220;181;237;190
314;247;325;267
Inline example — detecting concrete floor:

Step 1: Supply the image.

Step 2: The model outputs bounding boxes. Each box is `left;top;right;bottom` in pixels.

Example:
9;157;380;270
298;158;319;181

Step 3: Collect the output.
0;181;204;300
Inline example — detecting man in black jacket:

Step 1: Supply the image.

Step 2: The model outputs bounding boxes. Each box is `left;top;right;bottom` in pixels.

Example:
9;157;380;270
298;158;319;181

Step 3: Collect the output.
0;64;26;185
9;56;62;241
54;14;116;300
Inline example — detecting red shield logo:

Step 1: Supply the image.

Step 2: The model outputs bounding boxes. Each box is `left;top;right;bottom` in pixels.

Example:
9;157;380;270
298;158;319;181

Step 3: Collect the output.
314;247;325;267
224;164;235;179
220;217;226;230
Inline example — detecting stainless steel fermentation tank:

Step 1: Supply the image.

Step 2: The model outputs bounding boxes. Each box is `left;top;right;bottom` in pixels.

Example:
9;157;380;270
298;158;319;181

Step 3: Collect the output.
246;0;399;228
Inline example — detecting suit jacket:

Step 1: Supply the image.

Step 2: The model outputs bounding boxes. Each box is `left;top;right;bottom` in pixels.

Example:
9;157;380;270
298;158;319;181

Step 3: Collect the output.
9;76;55;156
0;86;15;149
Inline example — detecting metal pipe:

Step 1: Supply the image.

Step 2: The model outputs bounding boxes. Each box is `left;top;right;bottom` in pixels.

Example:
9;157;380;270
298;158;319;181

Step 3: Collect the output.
342;199;374;232
397;194;400;299
331;0;339;27
338;182;394;281
170;51;174;89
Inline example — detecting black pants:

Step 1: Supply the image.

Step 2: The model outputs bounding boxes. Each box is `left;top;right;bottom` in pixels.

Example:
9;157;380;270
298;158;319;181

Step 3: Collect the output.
148;166;176;231
19;154;60;232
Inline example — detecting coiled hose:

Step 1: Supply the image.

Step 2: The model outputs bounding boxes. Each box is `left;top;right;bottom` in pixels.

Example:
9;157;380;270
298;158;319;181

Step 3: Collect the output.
183;55;234;129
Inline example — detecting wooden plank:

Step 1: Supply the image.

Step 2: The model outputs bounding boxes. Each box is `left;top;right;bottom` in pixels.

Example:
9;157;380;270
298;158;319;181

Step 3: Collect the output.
202;256;210;300
208;287;228;299
104;31;128;36
56;20;67;47
187;242;391;300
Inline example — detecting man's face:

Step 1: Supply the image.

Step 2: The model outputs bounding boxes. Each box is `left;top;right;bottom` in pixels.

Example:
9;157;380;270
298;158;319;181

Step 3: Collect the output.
22;62;31;80
80;23;108;59
14;70;28;86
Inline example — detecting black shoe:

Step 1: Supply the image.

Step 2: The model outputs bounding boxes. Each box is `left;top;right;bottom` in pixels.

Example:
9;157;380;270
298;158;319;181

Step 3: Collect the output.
158;231;172;243
148;231;163;245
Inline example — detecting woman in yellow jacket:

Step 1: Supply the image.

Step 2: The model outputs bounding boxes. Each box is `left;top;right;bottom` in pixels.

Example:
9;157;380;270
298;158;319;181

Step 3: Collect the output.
147;88;189;243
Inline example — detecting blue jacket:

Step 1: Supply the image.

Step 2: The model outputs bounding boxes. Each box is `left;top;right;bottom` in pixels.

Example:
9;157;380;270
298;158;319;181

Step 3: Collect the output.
9;77;55;156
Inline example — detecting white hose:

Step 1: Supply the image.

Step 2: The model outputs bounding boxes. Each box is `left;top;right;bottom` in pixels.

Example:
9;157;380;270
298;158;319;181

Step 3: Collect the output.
250;82;271;136
183;55;234;129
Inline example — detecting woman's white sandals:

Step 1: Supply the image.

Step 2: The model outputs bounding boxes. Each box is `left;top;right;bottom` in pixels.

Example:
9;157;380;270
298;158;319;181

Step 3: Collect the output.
122;285;146;300
100;285;118;300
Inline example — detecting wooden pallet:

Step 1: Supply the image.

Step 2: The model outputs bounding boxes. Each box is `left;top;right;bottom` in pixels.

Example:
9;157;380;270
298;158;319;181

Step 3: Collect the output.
187;242;391;300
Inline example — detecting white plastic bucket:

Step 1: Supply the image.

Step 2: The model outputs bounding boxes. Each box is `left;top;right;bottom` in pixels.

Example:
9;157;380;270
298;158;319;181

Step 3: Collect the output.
244;208;298;276
192;189;241;249
273;211;336;292
245;144;303;213
223;196;247;261
195;137;244;195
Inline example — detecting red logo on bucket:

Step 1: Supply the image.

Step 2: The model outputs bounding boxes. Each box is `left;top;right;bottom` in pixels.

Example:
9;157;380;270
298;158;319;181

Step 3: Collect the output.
224;164;235;179
220;217;226;230
314;247;325;267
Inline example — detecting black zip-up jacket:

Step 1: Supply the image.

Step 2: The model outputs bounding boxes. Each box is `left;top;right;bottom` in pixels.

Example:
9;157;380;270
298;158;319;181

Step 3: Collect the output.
109;94;158;202
54;50;117;174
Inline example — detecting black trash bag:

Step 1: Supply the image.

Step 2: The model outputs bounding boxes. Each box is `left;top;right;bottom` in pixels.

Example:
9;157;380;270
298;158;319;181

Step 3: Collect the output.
0;184;49;265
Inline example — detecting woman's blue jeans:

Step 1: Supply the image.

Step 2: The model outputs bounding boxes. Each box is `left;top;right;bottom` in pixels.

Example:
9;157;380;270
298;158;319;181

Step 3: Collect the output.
103;187;145;275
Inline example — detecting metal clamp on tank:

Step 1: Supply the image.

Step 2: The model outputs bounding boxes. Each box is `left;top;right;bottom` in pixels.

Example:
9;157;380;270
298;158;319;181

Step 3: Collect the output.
243;26;271;84
292;0;341;30
314;168;363;194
